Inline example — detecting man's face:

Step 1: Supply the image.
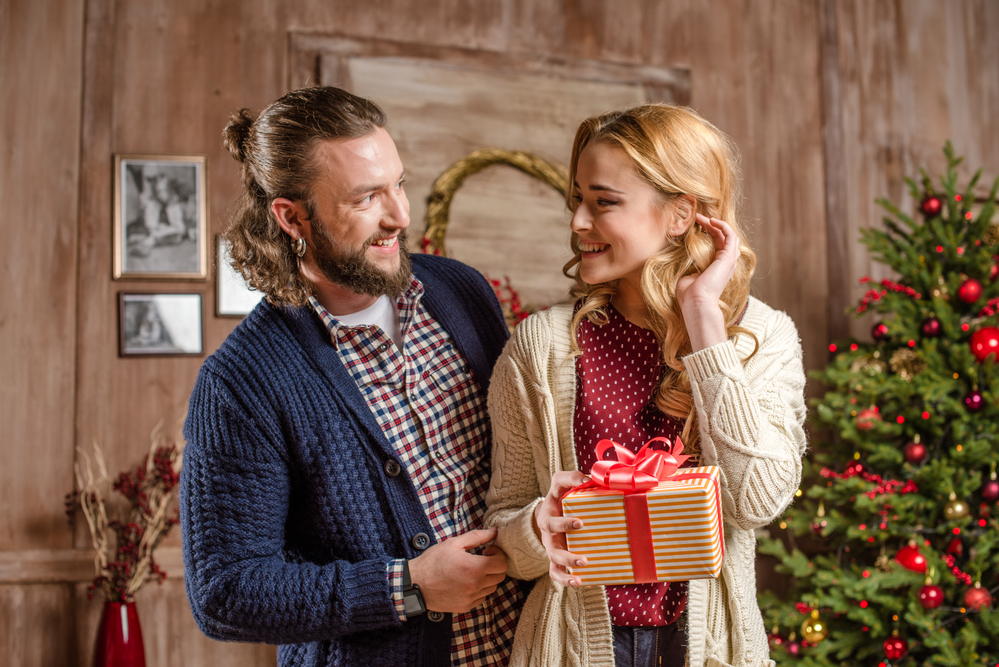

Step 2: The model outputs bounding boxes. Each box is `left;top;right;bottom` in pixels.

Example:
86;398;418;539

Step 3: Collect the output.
306;128;411;297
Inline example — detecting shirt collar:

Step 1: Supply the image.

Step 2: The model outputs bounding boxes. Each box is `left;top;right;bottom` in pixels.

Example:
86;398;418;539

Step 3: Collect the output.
309;277;424;347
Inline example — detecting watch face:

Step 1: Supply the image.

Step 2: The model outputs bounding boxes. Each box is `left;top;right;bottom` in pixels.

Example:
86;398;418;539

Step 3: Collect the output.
403;589;426;618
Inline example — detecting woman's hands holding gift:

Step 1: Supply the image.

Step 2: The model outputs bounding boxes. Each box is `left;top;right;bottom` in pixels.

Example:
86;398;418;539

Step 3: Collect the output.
534;470;589;586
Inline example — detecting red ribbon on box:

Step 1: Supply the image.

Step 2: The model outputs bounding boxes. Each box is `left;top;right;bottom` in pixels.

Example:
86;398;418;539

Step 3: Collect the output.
570;437;722;584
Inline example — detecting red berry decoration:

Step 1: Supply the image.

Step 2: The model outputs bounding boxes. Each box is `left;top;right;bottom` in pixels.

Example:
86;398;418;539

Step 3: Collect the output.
884;636;908;660
964;389;985;412
903;441;927;465
920;195;943;217
919;584;944;609
896;544;927;573
871;322;890;341
970;326;999;362
965;585;992;611
983;479;999;503
958;278;983;303
856;407;881;430
921;317;942;337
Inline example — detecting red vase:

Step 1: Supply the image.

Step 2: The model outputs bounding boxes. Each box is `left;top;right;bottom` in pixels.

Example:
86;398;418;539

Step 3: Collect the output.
93;601;146;667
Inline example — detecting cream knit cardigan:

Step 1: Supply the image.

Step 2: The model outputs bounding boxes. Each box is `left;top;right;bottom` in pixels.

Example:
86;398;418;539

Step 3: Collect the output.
484;297;807;667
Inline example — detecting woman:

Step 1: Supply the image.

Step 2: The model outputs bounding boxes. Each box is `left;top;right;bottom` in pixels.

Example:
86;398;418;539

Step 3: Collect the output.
484;104;807;667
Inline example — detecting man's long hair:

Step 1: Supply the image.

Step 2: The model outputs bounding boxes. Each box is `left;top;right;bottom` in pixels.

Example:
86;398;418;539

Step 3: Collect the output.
563;104;758;452
221;86;387;306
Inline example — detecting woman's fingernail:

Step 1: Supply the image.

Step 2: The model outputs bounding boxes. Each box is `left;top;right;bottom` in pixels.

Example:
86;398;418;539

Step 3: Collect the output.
575;559;584;566
573;521;582;529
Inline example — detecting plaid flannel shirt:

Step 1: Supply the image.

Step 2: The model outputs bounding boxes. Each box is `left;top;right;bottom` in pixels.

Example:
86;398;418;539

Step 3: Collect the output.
309;280;521;665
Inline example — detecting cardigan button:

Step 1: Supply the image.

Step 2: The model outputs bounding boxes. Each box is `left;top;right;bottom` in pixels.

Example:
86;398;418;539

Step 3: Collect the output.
427;610;445;622
411;533;431;550
384;459;401;477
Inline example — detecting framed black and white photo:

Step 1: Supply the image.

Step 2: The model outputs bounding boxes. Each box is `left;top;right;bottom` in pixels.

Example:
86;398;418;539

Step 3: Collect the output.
216;236;264;317
113;154;208;280
119;293;204;357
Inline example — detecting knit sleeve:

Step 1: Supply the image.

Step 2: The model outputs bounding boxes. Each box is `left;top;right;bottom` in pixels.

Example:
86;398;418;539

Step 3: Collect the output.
180;366;399;644
682;308;807;530
484;317;554;582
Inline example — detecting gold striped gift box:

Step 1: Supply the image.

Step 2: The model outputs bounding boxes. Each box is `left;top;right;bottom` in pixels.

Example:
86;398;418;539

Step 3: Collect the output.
562;466;724;586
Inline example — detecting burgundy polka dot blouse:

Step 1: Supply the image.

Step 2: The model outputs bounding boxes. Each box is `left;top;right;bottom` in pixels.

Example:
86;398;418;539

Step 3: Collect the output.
573;304;688;627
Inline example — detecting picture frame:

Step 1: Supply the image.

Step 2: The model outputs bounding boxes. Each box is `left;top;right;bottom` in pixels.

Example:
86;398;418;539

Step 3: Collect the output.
118;292;204;357
216;235;264;317
113;154;208;280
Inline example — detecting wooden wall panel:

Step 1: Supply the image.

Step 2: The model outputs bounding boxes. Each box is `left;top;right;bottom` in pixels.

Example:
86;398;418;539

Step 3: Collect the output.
0;585;76;667
0;0;84;551
826;0;999;340
4;0;998;665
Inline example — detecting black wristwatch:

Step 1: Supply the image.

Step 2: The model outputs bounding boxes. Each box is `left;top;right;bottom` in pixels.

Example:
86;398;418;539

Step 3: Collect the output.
401;560;426;619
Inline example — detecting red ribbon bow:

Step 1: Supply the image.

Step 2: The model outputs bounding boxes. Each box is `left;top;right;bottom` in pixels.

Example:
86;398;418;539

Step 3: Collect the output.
588;437;690;492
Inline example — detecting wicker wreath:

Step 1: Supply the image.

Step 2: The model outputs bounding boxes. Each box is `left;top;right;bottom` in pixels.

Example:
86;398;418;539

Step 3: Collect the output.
421;148;569;256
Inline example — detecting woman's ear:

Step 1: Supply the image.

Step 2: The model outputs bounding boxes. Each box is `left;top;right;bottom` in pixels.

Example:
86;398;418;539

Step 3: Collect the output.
665;194;698;236
270;198;312;242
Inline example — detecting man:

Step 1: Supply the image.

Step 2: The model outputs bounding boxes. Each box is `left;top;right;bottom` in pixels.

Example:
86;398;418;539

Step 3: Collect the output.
181;86;525;666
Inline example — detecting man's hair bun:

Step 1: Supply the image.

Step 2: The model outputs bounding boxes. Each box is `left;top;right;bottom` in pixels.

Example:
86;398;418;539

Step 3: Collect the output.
222;108;255;163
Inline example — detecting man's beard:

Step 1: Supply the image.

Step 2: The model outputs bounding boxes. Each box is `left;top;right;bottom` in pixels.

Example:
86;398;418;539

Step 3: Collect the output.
309;219;412;298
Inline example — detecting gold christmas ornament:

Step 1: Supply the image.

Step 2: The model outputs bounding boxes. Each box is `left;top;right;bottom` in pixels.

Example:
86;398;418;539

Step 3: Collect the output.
889;349;926;382
850;355;887;376
944;492;970;520
801;609;828;644
984;224;999;246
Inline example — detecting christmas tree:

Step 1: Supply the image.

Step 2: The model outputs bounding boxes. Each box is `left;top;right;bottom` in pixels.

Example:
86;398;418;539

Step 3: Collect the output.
758;144;999;666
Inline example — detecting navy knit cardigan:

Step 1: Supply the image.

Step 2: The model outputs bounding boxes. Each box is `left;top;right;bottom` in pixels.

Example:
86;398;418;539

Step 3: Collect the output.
181;255;510;666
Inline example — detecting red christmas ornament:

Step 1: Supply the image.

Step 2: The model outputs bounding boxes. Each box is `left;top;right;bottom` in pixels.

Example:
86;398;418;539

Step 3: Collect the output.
991;259;999;282
983;479;999;503
958;278;983;303
964;389;985;412
903;441;927;465
768;632;785;650
871;322;890;341
945;537;965;559
965;585;992;611
856;407;881;430
970;326;999;362
895;544;927;573
918;584;944;609
786;641;801;657
920;195;943;217
884;636;908;660
921;317;942;337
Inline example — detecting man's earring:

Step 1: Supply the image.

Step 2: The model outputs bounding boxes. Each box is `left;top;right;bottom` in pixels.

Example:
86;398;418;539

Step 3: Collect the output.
292;237;306;258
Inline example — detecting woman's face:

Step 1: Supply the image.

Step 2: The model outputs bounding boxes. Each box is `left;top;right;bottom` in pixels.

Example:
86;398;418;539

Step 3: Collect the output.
570;141;682;289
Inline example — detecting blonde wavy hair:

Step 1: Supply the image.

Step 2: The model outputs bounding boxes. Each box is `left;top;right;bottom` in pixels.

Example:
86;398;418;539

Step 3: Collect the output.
564;104;758;452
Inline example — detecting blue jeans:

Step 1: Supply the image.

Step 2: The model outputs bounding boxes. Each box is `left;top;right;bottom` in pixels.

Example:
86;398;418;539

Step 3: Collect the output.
612;623;686;667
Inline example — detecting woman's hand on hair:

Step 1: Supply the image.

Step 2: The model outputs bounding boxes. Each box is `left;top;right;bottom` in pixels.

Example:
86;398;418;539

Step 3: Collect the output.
676;213;739;351
533;470;589;587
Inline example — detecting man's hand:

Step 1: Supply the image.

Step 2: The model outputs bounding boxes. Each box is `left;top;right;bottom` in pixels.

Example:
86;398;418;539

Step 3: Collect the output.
407;527;508;613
